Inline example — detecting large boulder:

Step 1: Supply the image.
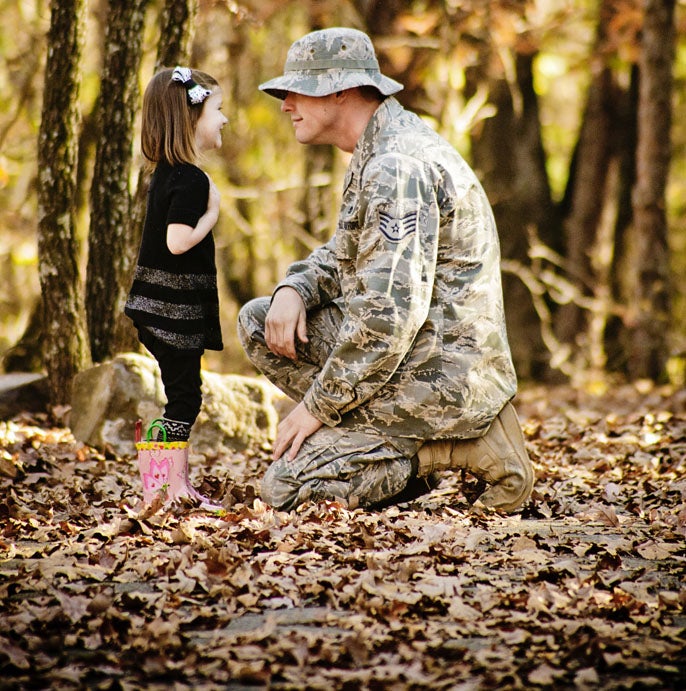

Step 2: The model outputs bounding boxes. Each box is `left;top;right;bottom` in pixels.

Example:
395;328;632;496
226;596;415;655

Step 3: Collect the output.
70;352;282;457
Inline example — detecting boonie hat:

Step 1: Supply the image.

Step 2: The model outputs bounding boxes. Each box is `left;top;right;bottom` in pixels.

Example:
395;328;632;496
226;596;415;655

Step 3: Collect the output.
259;27;403;100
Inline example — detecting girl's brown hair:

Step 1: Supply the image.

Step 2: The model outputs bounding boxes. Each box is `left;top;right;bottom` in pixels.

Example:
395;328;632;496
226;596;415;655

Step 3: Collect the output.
140;67;218;167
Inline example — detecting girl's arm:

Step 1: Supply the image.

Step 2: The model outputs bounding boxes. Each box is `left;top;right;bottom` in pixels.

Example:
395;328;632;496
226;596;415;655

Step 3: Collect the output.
166;178;220;255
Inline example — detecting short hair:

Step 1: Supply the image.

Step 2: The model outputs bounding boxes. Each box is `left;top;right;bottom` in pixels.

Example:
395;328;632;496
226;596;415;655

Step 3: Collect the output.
357;84;385;102
140;67;219;167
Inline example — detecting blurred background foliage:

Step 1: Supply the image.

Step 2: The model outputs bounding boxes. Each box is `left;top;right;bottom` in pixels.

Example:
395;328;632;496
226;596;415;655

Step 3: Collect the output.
1;0;684;393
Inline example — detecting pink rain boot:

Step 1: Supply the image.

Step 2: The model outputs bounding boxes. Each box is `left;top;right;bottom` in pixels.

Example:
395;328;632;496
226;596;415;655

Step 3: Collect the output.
165;444;224;511
136;419;223;511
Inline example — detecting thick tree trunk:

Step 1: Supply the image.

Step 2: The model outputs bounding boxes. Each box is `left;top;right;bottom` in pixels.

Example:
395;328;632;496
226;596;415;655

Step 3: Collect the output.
622;0;674;379
155;0;197;70
36;0;90;406
86;0;149;362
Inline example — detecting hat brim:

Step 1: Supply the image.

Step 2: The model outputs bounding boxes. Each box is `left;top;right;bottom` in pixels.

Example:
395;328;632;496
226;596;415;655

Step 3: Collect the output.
259;69;403;100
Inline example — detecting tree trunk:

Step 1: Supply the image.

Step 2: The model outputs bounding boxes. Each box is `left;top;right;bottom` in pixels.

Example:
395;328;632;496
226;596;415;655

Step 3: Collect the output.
467;52;560;379
86;0;150;362
554;66;615;346
621;0;674;379
118;0;198;354
36;0;90;407
155;0;197;70
604;66;638;372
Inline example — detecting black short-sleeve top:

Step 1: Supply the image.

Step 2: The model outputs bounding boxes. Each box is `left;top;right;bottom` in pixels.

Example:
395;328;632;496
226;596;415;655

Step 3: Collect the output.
125;161;223;351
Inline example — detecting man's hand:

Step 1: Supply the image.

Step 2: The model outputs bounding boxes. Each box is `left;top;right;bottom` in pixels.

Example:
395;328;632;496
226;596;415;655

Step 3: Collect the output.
265;287;308;360
272;401;323;461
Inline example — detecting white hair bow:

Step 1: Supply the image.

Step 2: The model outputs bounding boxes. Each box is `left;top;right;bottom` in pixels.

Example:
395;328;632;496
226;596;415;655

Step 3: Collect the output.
171;66;211;105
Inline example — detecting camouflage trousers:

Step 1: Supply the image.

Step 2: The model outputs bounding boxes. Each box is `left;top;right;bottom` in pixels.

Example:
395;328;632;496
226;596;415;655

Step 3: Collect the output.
237;297;422;510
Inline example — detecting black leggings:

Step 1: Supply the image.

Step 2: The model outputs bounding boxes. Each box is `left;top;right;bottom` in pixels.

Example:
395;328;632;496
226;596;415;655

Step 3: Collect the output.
137;327;203;426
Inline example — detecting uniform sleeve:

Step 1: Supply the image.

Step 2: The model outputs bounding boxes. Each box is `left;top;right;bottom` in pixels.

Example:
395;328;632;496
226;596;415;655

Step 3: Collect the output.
304;153;441;425
274;237;341;309
167;166;209;228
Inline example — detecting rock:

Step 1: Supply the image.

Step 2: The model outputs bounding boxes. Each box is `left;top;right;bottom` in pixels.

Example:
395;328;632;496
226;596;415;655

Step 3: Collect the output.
191;369;281;455
0;373;50;419
70;352;282;457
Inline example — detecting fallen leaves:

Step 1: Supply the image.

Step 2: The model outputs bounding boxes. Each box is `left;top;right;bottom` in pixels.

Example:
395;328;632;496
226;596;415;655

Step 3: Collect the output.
1;383;685;688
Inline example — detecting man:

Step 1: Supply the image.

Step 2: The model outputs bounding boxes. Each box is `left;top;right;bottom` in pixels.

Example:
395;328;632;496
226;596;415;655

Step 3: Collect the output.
238;27;534;513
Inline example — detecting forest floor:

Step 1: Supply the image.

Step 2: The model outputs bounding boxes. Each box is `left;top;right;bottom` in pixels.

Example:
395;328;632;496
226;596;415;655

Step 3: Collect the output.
0;381;685;690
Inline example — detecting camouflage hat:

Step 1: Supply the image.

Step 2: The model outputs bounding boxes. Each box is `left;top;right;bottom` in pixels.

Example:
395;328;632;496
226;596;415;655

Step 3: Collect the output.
259;27;403;100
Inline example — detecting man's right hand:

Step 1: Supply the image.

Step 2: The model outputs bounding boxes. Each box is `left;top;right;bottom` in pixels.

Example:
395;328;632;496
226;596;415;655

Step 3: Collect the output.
265;287;309;360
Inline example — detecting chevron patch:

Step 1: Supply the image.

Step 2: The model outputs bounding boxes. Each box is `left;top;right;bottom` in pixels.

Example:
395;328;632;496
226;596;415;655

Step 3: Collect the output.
377;210;418;242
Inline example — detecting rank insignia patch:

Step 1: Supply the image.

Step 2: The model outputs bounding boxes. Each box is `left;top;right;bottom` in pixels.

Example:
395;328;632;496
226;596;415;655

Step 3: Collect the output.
378;210;417;242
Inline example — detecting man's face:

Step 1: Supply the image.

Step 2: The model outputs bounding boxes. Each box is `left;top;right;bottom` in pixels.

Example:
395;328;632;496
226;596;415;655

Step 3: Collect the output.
281;91;340;145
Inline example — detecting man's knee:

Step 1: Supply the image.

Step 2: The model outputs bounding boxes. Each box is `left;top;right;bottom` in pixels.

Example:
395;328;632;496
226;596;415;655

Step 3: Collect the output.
260;459;301;511
237;297;270;349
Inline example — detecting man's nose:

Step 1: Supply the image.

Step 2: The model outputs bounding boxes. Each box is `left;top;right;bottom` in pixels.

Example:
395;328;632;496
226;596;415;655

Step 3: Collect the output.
281;93;294;112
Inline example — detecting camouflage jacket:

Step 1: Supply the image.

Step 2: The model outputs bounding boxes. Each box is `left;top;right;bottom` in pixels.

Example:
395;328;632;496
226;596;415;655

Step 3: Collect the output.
276;97;517;441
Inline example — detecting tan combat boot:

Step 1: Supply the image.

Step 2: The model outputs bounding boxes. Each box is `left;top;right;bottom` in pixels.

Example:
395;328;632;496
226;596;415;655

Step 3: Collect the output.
416;401;534;512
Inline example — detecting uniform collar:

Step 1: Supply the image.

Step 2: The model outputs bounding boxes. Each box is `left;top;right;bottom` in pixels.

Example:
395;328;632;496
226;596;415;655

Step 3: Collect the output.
346;97;403;185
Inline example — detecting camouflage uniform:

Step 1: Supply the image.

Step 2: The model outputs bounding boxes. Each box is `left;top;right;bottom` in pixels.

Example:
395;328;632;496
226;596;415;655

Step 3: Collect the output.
239;29;518;510
239;295;417;510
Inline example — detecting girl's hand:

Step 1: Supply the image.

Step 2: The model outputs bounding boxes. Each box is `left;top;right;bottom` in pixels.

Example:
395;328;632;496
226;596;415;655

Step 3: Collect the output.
206;177;220;219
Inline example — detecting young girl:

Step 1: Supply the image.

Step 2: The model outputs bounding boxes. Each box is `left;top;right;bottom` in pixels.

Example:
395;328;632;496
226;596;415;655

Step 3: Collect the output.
125;66;228;508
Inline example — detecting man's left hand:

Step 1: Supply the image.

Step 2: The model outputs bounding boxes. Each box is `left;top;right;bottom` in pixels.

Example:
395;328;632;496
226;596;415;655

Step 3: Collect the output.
272;402;323;461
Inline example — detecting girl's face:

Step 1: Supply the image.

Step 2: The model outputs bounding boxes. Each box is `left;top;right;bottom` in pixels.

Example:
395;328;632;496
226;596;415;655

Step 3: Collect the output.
195;91;228;151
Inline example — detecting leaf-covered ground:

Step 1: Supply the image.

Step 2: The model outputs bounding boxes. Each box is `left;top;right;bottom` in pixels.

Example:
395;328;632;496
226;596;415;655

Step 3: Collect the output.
1;382;685;690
